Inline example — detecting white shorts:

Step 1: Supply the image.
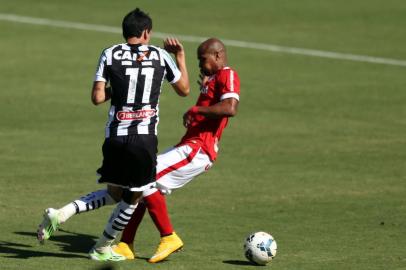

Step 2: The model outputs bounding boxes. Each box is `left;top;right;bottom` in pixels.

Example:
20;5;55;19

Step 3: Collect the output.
143;143;213;196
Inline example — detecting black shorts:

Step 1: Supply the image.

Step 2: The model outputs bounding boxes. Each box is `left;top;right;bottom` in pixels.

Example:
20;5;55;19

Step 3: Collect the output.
97;134;157;189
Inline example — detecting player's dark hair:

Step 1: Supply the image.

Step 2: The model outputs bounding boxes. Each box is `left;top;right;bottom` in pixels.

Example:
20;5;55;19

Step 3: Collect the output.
122;8;152;39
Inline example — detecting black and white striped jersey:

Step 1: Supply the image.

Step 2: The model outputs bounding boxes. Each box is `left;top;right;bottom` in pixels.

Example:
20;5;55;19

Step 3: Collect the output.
94;43;181;138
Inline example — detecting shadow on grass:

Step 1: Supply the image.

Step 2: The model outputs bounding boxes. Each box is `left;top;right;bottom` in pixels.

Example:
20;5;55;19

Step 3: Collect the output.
93;265;117;270
16;229;97;253
0;240;87;259
0;229;98;259
223;260;258;266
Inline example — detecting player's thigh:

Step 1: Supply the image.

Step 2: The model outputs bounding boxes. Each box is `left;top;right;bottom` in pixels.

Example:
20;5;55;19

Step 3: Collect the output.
124;134;158;187
98;137;125;181
156;146;212;191
156;145;188;173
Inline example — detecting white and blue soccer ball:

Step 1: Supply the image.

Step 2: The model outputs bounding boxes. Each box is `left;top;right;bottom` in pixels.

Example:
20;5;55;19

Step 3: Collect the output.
244;231;277;265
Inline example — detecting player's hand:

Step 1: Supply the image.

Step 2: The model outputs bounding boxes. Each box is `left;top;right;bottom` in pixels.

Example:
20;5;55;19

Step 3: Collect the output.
164;38;184;55
183;106;199;128
183;112;193;128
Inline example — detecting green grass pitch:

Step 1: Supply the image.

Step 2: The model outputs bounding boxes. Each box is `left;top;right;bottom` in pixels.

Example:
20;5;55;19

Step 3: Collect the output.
1;0;406;269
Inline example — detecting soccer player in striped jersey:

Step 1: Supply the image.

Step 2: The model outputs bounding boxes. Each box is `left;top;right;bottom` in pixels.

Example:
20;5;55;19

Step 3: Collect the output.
36;8;189;261
113;38;240;263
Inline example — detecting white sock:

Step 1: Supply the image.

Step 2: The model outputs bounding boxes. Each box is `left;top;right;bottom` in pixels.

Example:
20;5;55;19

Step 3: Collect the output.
58;189;116;223
58;204;76;223
94;200;137;250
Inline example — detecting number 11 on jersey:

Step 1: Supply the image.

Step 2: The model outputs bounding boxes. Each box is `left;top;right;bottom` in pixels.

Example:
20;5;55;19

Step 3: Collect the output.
126;67;154;104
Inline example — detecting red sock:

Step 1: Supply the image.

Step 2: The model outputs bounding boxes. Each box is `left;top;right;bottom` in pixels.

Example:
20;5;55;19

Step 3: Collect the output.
120;202;146;244
145;190;174;236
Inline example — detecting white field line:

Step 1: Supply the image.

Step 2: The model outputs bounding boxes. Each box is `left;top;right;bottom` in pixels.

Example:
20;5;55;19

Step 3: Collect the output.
1;13;406;67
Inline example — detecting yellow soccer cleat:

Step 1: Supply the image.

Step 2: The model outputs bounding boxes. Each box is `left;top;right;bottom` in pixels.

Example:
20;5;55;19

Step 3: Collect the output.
148;232;184;263
112;242;135;260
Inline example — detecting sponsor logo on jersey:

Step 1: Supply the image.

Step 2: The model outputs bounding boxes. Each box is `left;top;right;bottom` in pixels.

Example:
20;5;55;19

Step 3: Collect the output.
116;109;156;121
113;50;159;62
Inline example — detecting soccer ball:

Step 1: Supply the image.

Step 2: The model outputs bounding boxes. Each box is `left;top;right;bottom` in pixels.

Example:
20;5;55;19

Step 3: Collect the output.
244;232;277;265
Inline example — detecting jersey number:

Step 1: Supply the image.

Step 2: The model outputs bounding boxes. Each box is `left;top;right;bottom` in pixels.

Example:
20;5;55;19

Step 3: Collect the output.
125;67;154;104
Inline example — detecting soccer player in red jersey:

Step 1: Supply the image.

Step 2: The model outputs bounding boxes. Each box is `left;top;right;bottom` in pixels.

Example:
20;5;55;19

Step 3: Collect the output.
114;38;240;263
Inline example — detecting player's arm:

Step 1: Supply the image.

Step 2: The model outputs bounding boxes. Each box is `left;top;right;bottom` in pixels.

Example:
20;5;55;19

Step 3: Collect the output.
183;71;240;126
164;38;190;97
196;98;239;118
91;81;111;105
183;98;239;127
92;49;111;105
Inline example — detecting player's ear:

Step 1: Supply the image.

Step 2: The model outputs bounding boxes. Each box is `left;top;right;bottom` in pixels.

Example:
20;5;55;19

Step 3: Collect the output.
142;29;150;41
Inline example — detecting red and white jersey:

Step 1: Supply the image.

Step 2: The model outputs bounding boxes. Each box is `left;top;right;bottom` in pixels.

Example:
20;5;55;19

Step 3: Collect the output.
179;66;240;161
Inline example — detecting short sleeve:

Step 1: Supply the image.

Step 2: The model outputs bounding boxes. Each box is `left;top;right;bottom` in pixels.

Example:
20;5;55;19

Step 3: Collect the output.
94;49;108;82
219;68;240;101
161;49;181;84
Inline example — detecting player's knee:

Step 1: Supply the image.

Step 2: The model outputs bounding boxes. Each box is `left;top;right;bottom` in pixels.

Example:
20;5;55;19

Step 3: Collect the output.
107;185;123;202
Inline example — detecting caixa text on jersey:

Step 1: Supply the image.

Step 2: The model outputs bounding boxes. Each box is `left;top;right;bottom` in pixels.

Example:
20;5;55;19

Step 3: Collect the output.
113;50;159;61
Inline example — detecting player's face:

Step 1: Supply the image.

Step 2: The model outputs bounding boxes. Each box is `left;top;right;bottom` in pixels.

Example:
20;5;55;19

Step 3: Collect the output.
198;52;217;76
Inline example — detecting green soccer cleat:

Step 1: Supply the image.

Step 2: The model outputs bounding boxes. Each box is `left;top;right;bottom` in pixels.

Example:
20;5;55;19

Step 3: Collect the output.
37;208;60;243
89;246;127;261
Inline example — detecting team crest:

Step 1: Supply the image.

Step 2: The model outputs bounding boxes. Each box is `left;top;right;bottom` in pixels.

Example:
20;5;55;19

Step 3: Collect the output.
200;75;214;94
200;84;208;94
